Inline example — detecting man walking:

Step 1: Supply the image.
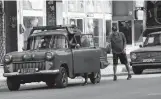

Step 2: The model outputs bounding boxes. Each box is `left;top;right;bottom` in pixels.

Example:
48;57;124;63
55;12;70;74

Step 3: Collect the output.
109;26;132;81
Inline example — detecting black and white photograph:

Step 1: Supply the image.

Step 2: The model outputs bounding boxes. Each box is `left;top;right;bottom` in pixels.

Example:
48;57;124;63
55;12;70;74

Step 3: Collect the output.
0;0;161;99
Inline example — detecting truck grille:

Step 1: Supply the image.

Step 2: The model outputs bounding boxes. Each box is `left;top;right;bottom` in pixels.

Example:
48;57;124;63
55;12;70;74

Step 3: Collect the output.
13;61;45;72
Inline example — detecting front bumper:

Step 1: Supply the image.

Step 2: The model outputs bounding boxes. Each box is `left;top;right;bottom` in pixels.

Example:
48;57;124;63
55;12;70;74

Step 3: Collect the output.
3;69;59;77
130;62;161;66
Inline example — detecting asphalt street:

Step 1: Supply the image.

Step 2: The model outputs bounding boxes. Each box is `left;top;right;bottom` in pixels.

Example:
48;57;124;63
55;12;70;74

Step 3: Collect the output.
0;74;161;99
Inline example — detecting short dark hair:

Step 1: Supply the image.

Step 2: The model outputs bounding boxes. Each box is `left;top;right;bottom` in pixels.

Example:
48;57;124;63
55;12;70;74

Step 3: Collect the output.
112;26;117;31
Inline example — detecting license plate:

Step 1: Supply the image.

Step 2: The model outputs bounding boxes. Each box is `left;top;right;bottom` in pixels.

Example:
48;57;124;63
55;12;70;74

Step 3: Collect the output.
142;59;155;62
20;68;36;73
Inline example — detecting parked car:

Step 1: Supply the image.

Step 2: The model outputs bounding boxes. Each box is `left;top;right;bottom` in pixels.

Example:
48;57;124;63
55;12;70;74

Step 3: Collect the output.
130;31;161;74
3;25;109;91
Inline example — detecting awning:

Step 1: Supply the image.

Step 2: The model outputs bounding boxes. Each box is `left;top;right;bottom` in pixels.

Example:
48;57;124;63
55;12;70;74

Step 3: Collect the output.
143;28;161;37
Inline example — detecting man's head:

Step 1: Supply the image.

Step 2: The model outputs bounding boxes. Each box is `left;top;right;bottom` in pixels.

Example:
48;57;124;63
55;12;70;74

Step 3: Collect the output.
112;26;117;32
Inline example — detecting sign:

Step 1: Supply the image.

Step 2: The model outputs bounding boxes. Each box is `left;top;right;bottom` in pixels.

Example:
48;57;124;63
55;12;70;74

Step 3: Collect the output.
112;1;134;21
142;59;155;62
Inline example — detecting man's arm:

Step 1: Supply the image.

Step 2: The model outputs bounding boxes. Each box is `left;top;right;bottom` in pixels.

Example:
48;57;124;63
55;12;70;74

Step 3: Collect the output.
105;34;112;53
122;32;127;49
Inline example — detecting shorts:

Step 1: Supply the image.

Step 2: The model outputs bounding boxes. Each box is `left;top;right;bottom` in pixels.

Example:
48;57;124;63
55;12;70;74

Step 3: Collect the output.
113;52;128;65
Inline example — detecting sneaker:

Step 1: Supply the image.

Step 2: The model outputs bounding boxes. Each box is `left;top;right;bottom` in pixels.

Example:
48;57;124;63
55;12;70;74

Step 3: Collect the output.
127;74;132;80
113;75;117;81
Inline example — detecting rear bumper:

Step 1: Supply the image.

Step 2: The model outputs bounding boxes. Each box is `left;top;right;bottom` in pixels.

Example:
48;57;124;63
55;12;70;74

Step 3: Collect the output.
3;69;59;77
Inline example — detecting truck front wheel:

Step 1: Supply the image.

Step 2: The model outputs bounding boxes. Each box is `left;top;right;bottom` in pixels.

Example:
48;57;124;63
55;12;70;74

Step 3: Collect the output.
7;77;20;91
132;66;143;74
55;67;68;88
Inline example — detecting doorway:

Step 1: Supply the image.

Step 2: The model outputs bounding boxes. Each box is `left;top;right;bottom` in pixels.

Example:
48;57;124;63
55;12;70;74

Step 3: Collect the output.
118;21;132;44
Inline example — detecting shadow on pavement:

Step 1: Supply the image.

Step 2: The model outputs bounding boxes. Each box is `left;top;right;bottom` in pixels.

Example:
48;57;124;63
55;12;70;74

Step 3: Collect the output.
0;80;115;93
0;82;101;92
102;71;161;77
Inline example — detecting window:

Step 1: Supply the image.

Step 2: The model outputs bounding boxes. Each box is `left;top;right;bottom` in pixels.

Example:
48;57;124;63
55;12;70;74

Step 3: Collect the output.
144;34;161;46
68;1;77;12
28;35;68;50
95;1;103;13
86;0;95;12
81;35;94;48
77;0;84;12
23;0;44;10
29;35;52;50
104;1;112;13
51;35;68;49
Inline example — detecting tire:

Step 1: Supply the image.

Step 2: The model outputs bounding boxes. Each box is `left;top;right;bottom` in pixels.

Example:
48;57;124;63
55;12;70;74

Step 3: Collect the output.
7;77;20;91
46;81;55;88
132;66;143;74
90;70;101;84
55;67;68;88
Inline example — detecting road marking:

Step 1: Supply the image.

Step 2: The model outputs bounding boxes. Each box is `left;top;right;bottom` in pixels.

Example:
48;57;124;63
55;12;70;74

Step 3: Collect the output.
148;93;161;96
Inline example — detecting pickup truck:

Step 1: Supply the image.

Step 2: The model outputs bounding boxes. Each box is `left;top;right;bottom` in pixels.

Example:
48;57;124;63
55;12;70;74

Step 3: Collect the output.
3;25;109;91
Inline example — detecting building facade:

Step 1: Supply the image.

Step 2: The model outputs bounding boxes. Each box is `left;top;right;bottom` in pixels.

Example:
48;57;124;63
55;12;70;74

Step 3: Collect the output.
0;0;63;63
62;0;144;49
63;0;112;47
0;0;144;63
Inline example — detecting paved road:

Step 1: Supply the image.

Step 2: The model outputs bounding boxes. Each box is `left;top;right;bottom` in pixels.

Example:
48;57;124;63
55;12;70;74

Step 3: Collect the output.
0;74;161;99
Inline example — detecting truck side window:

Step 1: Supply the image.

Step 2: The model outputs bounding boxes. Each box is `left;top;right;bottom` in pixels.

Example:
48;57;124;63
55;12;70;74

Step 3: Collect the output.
51;35;68;49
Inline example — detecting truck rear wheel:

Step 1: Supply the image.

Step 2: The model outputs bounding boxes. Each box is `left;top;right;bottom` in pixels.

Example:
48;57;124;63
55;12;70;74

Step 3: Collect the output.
132;66;143;74
55;67;68;88
7;77;20;91
90;70;101;84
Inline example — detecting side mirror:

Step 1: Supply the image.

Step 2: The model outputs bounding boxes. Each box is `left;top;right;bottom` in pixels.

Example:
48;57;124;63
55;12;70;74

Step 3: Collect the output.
75;44;80;49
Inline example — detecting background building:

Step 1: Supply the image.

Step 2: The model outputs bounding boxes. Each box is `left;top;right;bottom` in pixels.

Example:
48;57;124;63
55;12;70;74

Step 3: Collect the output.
63;0;144;53
0;0;144;64
0;0;63;63
63;0;112;47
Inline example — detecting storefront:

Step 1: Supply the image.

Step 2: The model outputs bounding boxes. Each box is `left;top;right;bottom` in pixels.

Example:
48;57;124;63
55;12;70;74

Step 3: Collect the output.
17;0;63;51
63;0;144;50
63;0;112;47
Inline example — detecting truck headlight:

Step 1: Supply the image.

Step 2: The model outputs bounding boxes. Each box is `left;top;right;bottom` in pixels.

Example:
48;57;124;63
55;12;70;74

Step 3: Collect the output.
4;55;12;63
130;53;137;60
22;54;31;61
45;52;54;61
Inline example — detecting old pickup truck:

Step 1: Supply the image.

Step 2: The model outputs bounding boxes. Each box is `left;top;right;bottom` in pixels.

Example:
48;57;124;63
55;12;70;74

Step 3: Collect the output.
3;25;109;91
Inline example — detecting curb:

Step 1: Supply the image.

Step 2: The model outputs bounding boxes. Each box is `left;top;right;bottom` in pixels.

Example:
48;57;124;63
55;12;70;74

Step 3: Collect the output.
0;72;130;89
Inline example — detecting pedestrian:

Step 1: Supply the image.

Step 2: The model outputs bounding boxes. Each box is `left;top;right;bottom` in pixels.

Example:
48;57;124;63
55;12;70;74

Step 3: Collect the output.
108;26;132;81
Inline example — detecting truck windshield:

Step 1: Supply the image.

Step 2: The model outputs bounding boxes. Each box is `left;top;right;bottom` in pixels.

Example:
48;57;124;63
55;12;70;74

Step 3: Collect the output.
28;35;68;50
144;33;161;46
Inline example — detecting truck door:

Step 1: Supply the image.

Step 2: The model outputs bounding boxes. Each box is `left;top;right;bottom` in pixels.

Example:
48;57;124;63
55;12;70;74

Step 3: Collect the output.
72;34;100;74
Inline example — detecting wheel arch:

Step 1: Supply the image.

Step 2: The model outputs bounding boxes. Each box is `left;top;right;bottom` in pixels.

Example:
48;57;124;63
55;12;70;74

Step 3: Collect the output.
60;63;69;76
